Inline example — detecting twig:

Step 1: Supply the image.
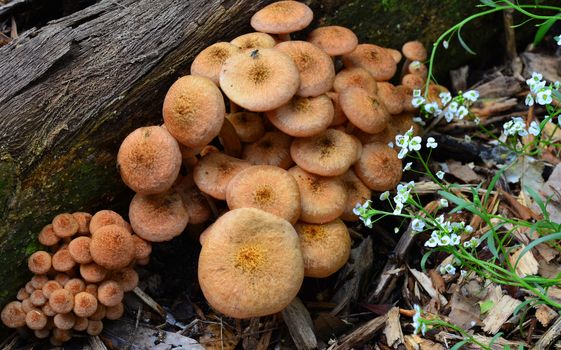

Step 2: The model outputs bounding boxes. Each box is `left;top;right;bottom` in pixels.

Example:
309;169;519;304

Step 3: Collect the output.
531;315;561;350
0;334;18;349
503;8;517;61
328;315;387;350
132;286;166;318
281;297;317;350
89;336;109;350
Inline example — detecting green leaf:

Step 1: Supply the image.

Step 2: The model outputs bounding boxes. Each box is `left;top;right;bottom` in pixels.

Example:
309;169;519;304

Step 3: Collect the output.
525;185;549;219
420;251;434;272
503;345;511;350
513;298;537;316
514;232;561;269
533;16;559;45
451;340;470;350
457;29;476;55
479;0;497;7
489;332;504;347
480;299;495;314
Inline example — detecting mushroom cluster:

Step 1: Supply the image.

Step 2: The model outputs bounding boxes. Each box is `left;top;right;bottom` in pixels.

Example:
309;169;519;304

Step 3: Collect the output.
1;211;150;345
111;0;436;320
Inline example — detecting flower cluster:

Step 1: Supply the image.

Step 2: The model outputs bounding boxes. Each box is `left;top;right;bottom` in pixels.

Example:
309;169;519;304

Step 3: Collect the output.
412;89;479;124
352;200;374;228
524;72;558;106
412;304;427;335
502;116;541;137
394;127;438;160
415;215;475;248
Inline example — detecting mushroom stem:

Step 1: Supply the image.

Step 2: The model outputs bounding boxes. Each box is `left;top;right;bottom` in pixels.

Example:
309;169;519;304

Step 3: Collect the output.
219;118;242;157
278;33;291;42
399;58;412;79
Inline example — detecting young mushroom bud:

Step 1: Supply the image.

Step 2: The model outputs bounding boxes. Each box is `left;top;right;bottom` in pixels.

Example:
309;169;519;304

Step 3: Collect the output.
333;67;378;95
51;248;76;272
68;236;92;264
52;213;79;238
42;281;62;299
1;301;26;328
28;251;52;275
64;278;86;295
89;209;128;234
71;212;92;235
226;112;265;143
30;275;49;290
87;320;104;336
53;313;75;330
73;317;88;332
89;225;135;270
73;292;98;318
25;310;48;330
30;290;47;307
250;1;313;40
38;224;60;246
80;263;107;283
342;44;397;81
110;267;139;292
105;303;125;320
48;289;74;314
173;174;212;225
97;280;124;307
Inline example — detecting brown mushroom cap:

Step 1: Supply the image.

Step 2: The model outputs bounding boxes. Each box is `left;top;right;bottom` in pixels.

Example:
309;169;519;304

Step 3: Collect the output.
89;210;128;234
231;32;277;50
73;317;88;331
376;82;404;115
173;174;212;225
28;251;52;274
52;328;72;343
68;236;92;264
16;288;30;301
53;313;75;330
242;131;293;169
291;128;358;177
1;301;26;328
402;40;427;61
266;95;334;137
198;208;304;318
48;289;74;314
295;219;351;277
52;248;76;272
386;48;402;64
132;235;153;260
34;329;51;339
339;87;390;134
408;60;428;79
191;42;241;84
52;213;79;238
110;267;139;292
42;303;56;317
220;48;300;112
89;304;106;321
129;190;189;243
90;225;135;270
333;67;378;95
30;275;49;290
72;212;92;235
395;85;418;113
117;126;182;195
193;151;251;200
97;280;124;307
326;92;347;127
250;1;313;34
21;298;37;313
342;44;397;81
391;112;422;136
226;112;265;143
64;278;86;295
425;84;450;108
401;73;424;90
80;263;108;283
288;166;348;223
55;274;71;288
73;292;98;318
354;124;396;145
25;281;35;294
38;224;60;246
354;143;402;191
307;25;358;56
25;310;48;330
105;303;124;320
30;290;47;307
341;170;372;221
226;165;301;224
163;75;226;148
42;281;62;299
87;320;104;336
275;40;335;97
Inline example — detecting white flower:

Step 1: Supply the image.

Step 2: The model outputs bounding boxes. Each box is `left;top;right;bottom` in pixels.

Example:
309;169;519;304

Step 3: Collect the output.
556;35;561;46
363;216;373;228
536;88;552;105
530;80;546;94
404;162;412;171
379;191;390;201
503;117;528;137
527;72;543;86
465;225;474;233
460;270;468;277
352;200;371;217
473;116;481;125
439;235;451;246
443;108;455;123
425;237;438;248
528;121;541;136
456;105;469;119
439;92;452;105
463;90;479;102
464;135;472;142
424;102;441;115
408;136;422;151
448;101;459;112
439;198;449;207
410;60;422;70
443;40;449;49
413;89;422;97
395;134;409;148
525;94;534;106
398;147;408;159
412;218;426;232
450;233;461;246
394;227;400;234
393;202;404;215
412;96;425;108
555;81;561;90
443;263;456;275
412;117;426;126
426;137;438;148
436;171;445;180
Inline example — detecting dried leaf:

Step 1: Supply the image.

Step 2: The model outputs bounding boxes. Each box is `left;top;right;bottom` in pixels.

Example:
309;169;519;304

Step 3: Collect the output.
384;307;404;348
539;163;561;222
409;268;448;306
446;160;481;184
448;293;481;330
505;156;545;199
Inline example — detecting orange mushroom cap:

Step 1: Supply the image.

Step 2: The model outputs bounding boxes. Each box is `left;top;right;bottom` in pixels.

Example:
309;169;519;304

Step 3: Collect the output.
30;290;47;307
307;25;358;56
90;225;135;270
64;278;86;295
339;87;390;134
52;213;79;238
341;169;372;221
25;310;48;330
242;131;293;169
71;212;92;235
30;275;49;290
28;251;52;274
1;301;26;328
231;32;277;50
38;224;60;246
226;112;265;143
73;317;88;331
53;313;75;330
342;44;397;81
131;235;153;260
87;319;104;336
52;248;76;272
250;1;313;35
110;267;139;292
173;173;212;225
333;67;378;95
193;151;251;200
48;289;74;314
42;281;62;299
105;303;125;320
68;236;92;264
402;40;427;61
354;143;402;191
376;82;404;115
326;92;347;127
191;42;241;84
89;209;128;234
73;292;98;318
97;280;124;307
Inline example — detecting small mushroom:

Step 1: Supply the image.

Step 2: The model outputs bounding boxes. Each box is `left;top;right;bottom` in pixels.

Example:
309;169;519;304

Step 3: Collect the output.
97;280;124;307
401;73;424;90
42;281;62;299
89;304;106;321
333;67;378;94
226;112;265;143
376;82;404;115
402;40;427;62
110;267;139;292
71;212;92;235
340;170;372;221
52;213;79;238
64;278;86;295
191;42;241;84
38;224;60;246
132;235;153;260
52;248;76;272
54;273;70;287
339;87;390;134
90;225;135;270
307;25;358;56
30;290;47;307
342;44;397;81
242;131;293;169
25;309;48;330
68;236;92;264
105;303;125;320
53;313;75;330
326;92;347;126
193;151;251;200
87;320;104;336
198;208;304;318
73;317;88;331
250;1;313;40
386;48;402;64
89;209;128;234
28;251;52;275
1;301;26;328
30;275;49;290
80;263;108;283
354;143;402;191
231;32;277;50
48;289;74;314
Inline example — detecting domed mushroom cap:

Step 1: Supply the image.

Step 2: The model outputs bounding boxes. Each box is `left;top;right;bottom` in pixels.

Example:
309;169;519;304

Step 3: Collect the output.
52;213;79;238
90;225;135;270
339;87;390;134
354;143;402;191
163;75;226;148
295;219;351;277
275;40;335;97
266;95;334;137
110;267;139;292
72;212;92;235
333;67;378;95
68;236;92;264
402;40;427;61
395;85;418;113
89;209;128;234
1;301;26;328
105;303;125;320
173;174;212;225
226;165;301;224
242;131;293;169
342;44;397;81
98;280;124;307
226;112;265;143
191;42;240;84
25;310;47;330
341;170;372;221
28;251;51;274
48;289;74;314
30;275;49;290
307;25;358;56
42;281;62;299
198;208;304;318
386;48;402;64
73;317;89;331
288;166;348;224
38;224;60;246
87;320;104;336
117;126;182;195
220;48;300;112
30;290;47;307
193;152;251;200
250;1;313;34
391;112;422;136
231;32;276;50
132;235;152;260
290;128;357;176
80;263;107;283
401;73;424;90
129;190;189;243
54;313;75;330
52;248;76;272
74;292;98;317
377;82;404;115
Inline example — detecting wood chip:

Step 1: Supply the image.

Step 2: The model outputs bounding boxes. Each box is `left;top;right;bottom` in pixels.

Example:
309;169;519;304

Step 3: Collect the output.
532;314;561;350
482;294;522;334
446;160;480;184
409;268;448;306
536;304;558;327
448;293;480;330
329;315;387;350
547;286;561;301
383;307;404;348
281;297;317;350
508;245;539;277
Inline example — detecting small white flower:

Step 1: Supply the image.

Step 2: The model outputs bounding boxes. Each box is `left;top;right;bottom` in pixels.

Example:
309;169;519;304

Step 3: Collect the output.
398;147;408;159
439;92;452;105
525;94;534;106
443;40;449;49
424;102;441;115
443;108;455;123
404;162;412;171
463;90;479;102
554;81;561;90
393;202;404;215
436;171;445;180
426;137;438;148
412;218;425;232
363;216;373;228
527;72;543;86
448;101;459;112
536;88;552;105
465;225;474;233
439;235;451;246
425;237;438;248
408;136;422;151
450;233;461;246
394;227;400;234
412;96;425;108
413;89;422;97
530;80;546;94
439;198;449;207
456;105;469;119
556;35;561;46
473;116;481;125
463;241;471;248
444;263;456;275
379;191;390;201
528;121;541;136
464;135;472;142
460;270;468;277
395;134;409;148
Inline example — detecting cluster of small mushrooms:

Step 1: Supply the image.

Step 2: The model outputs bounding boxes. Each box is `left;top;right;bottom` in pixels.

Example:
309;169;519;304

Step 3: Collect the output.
1;210;151;345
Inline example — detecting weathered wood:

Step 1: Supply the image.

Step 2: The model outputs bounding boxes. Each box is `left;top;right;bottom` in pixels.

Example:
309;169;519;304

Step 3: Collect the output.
281;297;318;350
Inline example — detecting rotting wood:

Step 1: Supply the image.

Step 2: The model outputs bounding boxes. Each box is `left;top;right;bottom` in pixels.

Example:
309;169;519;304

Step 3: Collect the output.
329;315;387;350
281;297;318;350
383;307;404;349
482;294;522;334
88;336;109;350
532;315;561;350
